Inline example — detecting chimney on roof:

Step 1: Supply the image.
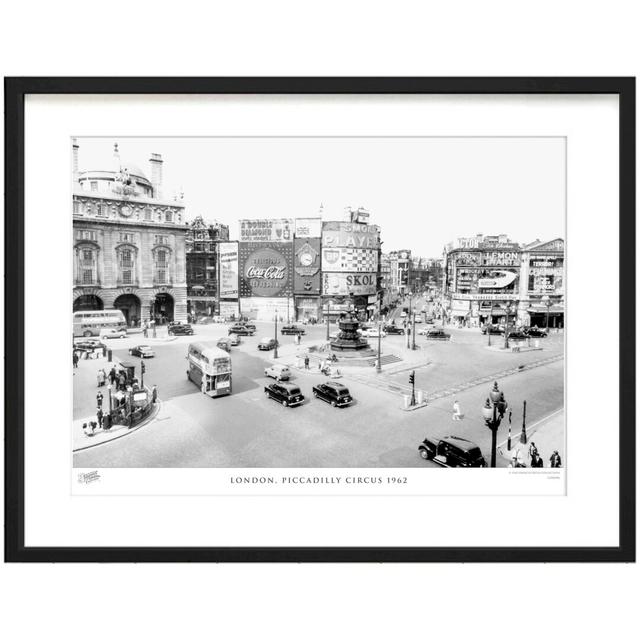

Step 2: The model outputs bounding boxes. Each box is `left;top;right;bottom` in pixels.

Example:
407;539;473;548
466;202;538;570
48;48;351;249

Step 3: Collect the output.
72;138;79;179
149;153;163;199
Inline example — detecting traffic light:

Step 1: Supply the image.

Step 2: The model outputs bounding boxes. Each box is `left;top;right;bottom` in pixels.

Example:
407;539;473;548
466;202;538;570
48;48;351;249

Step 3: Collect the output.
141;361;146;374
409;371;415;385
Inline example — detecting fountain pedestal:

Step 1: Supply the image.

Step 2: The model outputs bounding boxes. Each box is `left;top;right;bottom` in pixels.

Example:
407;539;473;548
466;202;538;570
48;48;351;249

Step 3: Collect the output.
330;313;372;353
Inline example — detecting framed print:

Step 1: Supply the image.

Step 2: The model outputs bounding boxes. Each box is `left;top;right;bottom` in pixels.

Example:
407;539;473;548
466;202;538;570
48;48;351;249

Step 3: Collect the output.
4;77;635;562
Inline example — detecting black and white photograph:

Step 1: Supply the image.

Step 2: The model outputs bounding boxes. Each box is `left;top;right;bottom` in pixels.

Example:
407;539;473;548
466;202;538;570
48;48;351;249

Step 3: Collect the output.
71;136;566;475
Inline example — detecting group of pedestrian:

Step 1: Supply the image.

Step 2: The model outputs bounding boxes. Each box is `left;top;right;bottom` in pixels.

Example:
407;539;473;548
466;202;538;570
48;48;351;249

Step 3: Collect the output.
522;442;562;468
96;368;108;387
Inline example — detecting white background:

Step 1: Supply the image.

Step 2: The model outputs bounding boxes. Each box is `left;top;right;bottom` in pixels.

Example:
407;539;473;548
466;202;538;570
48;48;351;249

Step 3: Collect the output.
1;2;638;640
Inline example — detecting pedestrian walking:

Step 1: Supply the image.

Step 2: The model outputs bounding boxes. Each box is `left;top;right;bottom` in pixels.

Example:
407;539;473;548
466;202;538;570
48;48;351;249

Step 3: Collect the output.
151;319;157;338
304;355;310;370
143;321;148;338
151;385;158;404
96;369;103;387
96;391;103;408
109;367;116;385
549;450;562;468
73;351;79;368
82;422;89;437
532;452;544;467
528;441;538;460
90;421;97;435
97;407;103;429
452;399;463;420
102;411;111;430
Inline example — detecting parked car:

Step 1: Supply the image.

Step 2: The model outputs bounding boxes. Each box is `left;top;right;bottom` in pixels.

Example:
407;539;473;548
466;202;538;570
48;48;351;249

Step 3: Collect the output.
418;435;486;467
481;324;504;335
383;324;404;335
507;329;529;340
525;326;548;338
281;324;305;336
243;322;257;332
229;324;254;336
216;337;232;352
99;327;127;339
258;337;279;351
360;327;386;338
168;323;194;336
128;344;155;358
421;328;451;340
74;339;105;350
312;381;353;407
264;363;291;381
228;333;241;346
264;382;304;407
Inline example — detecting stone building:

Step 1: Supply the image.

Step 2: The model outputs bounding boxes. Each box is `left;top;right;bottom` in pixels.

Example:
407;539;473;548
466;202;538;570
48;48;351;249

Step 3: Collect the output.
72;141;188;325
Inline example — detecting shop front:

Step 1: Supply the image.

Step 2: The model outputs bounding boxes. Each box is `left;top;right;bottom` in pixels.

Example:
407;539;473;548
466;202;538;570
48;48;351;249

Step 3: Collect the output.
295;296;320;322
240;296;294;322
526;303;564;329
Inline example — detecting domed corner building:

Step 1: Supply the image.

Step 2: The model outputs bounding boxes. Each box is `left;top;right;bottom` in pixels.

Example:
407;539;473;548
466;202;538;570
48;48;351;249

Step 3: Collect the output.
72;141;188;326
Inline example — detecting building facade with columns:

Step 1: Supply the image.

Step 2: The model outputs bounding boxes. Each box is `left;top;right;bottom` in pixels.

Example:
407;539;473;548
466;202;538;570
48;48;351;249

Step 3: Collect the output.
72;142;188;325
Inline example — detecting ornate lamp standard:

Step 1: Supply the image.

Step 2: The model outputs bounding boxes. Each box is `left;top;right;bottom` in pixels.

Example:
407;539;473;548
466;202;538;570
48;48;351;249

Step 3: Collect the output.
481;381;508;468
541;294;553;331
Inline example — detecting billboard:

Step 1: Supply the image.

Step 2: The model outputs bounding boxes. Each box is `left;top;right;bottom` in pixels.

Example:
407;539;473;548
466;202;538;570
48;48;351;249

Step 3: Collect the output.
239;218;293;243
294;217;322;238
321;247;378;273
322;221;380;249
322;272;377;296
294;238;321;294
239;242;293;298
219;242;239;299
477;270;518;289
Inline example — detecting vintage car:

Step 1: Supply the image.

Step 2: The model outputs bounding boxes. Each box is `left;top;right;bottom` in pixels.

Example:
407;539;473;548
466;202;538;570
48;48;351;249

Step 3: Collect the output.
481;324;504;335
228;333;241;346
128;344;155;358
360;327;386;338
418;327;451;340
216;337;232;352
99;327;127;339
264;382;305;407
229;323;255;336
280;325;306;336
312;381;353;407
507;329;529;340
168;323;194;336
258;337;279;351
264;363;291;381
383;324;405;335
525;326;548;338
418;435;486;468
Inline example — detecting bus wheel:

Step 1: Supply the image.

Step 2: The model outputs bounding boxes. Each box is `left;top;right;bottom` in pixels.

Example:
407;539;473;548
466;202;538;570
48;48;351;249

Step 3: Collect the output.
83;331;92;337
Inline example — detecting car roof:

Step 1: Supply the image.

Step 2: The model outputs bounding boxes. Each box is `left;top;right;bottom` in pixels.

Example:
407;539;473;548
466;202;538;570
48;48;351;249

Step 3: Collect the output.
324;381;347;390
442;435;481;451
137;345;151;348
280;382;300;390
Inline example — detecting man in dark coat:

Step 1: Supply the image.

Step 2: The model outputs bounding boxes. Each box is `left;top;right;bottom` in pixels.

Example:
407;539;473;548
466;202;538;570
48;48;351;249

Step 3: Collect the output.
97;407;103;429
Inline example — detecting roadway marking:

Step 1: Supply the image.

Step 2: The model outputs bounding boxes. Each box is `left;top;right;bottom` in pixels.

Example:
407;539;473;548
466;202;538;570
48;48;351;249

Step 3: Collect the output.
497;408;564;449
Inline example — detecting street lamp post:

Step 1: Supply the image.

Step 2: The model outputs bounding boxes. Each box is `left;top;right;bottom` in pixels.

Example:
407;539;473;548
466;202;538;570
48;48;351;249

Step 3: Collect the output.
325;301;330;342
481;381;508;468
274;313;279;359
487;302;495;347
376;320;382;373
503;301;512;350
541;294;553;331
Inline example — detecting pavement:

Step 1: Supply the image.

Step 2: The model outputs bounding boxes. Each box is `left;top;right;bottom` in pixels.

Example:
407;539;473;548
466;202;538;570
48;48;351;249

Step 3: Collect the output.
497;408;565;468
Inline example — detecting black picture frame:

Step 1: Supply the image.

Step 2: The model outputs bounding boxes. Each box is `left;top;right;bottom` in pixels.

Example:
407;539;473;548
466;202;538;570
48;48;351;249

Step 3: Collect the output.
4;77;635;563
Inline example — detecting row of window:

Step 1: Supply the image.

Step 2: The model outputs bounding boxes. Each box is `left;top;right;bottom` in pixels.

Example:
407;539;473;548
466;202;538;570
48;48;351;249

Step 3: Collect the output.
75;230;170;245
76;247;170;286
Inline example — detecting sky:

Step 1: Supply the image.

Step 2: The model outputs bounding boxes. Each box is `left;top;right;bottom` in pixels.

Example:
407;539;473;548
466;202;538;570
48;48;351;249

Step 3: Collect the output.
76;137;566;258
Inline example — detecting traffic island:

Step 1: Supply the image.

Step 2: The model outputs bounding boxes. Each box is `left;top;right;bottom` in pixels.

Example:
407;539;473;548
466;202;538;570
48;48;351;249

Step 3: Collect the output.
485;344;543;353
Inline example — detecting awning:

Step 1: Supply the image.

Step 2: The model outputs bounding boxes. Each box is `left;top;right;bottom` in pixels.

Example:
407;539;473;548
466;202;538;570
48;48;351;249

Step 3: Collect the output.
527;305;564;313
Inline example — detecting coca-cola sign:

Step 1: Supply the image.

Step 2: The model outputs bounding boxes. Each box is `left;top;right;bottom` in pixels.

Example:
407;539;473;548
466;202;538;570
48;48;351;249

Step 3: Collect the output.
240;245;292;297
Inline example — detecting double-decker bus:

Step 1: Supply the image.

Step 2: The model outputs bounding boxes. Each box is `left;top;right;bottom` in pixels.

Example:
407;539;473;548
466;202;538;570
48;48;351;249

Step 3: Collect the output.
73;309;127;337
186;342;232;397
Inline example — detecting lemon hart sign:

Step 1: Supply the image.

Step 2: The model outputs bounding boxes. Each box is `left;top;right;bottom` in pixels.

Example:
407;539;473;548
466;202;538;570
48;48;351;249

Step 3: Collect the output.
239;242;293;298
